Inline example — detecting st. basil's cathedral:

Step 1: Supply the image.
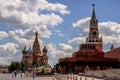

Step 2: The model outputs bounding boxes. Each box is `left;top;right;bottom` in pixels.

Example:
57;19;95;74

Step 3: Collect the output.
21;31;49;68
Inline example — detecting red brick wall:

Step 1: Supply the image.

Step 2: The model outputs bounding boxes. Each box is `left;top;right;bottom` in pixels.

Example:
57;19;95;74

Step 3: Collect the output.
95;43;102;52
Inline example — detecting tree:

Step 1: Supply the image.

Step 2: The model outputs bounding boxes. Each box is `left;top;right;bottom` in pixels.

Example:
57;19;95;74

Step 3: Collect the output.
8;61;20;72
57;65;62;73
19;62;26;72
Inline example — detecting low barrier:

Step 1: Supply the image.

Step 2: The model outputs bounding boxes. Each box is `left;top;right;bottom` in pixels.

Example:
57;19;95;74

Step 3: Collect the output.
54;74;105;80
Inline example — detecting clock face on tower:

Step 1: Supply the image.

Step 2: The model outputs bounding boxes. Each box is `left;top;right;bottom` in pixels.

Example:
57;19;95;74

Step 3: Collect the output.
92;30;97;36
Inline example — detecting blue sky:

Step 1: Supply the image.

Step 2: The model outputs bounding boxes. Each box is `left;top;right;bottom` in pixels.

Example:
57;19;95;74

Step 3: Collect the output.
0;0;120;66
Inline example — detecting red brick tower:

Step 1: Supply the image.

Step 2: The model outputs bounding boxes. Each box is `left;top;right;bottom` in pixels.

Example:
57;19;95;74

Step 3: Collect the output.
32;30;42;66
86;4;102;52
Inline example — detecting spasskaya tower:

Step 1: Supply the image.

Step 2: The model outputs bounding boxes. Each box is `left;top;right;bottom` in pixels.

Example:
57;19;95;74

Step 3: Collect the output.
86;4;102;52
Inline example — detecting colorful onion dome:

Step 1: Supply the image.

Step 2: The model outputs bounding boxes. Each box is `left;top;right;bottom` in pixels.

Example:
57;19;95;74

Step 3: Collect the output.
27;47;33;54
22;46;27;54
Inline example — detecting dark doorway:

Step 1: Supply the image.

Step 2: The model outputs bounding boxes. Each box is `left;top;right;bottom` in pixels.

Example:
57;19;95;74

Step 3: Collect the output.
67;68;73;73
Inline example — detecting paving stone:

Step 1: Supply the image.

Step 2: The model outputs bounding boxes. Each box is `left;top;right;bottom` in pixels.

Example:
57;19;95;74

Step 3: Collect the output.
0;73;55;80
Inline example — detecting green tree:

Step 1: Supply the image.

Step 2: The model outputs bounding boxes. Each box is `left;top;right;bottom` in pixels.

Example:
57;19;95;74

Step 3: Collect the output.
8;61;20;72
57;65;62;73
19;62;26;72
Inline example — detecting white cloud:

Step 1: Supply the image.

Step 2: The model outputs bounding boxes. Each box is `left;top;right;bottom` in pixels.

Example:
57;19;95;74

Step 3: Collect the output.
103;36;120;44
47;43;59;58
68;37;86;44
73;17;90;28
99;21;120;45
0;57;8;65
8;25;53;47
0;43;19;55
0;31;8;40
0;0;69;27
72;17;90;36
58;33;66;37
26;13;63;27
9;33;44;49
9;29;33;47
35;26;52;38
47;43;72;66
0;55;22;65
53;29;66;37
99;21;120;36
46;3;70;15
59;43;73;51
0;42;20;65
47;43;72;58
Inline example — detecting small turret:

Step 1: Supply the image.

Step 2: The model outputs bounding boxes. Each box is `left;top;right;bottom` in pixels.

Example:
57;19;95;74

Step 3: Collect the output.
42;46;48;66
111;44;114;50
22;46;27;54
42;46;48;52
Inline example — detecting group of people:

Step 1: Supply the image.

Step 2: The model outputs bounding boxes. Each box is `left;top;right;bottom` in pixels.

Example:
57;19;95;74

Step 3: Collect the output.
25;71;35;79
12;70;35;79
12;71;17;78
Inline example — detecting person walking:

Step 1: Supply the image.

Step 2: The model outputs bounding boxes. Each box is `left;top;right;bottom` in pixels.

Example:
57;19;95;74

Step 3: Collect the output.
32;71;35;80
20;73;23;79
14;71;17;78
12;71;14;78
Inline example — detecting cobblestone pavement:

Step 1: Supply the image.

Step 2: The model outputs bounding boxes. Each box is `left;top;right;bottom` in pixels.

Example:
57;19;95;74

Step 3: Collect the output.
0;73;56;80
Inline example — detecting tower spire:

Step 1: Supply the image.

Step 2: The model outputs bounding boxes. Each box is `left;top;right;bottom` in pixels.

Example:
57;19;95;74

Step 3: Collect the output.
35;30;38;41
92;4;96;20
34;30;39;43
33;30;41;54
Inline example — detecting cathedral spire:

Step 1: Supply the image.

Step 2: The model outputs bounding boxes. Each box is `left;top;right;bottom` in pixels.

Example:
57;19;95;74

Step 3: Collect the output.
92;4;96;20
33;30;41;54
35;30;38;42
